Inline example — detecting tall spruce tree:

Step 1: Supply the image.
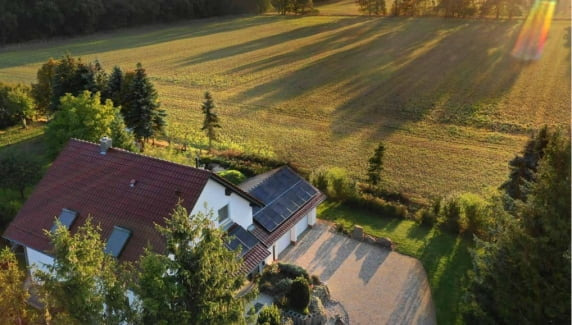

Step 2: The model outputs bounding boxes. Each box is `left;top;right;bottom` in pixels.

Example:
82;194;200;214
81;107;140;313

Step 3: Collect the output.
501;126;550;201
367;142;385;186
200;91;221;152
464;129;571;324
123;63;166;150
105;66;123;106
136;203;249;325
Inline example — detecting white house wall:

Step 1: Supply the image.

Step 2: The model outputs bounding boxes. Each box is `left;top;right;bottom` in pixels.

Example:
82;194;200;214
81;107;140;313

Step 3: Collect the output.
190;178;253;229
26;247;54;276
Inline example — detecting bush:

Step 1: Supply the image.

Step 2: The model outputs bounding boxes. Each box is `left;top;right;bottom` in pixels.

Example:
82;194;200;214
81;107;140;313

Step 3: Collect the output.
310;167;356;201
279;263;309;281
217;169;246;185
311;274;321;285
275;278;293;297
287;277;310;313
257;304;281;325
346;194;408;219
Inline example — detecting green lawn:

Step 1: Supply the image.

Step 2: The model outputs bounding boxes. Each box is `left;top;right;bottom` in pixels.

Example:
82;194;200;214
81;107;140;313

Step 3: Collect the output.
318;201;472;325
0;123;51;234
0;15;569;202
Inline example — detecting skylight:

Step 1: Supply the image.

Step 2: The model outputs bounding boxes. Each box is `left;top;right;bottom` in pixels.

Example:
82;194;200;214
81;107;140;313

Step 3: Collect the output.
50;208;78;233
104;226;132;258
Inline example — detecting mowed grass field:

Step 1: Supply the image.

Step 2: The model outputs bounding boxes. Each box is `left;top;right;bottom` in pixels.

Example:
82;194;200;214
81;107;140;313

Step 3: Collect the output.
0;12;569;202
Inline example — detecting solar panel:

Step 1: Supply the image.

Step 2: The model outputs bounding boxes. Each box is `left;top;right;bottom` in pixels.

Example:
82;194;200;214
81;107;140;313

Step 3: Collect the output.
227;226;260;255
50;208;78;232
104;226;132;258
250;168;320;232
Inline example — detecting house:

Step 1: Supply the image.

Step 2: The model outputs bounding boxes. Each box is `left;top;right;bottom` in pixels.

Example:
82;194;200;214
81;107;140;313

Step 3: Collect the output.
2;138;325;276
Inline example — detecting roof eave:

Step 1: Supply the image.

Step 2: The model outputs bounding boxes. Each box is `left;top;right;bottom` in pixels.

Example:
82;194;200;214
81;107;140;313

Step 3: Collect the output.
209;173;265;207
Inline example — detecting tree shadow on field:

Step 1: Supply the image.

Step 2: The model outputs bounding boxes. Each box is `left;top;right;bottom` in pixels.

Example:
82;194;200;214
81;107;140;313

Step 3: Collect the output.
178;17;364;66
330;19;525;139
415;231;471;324
228;17;525;139
0;15;278;69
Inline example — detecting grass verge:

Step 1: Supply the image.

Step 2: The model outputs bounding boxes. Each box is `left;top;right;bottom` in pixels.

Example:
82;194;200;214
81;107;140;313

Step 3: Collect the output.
318;201;471;325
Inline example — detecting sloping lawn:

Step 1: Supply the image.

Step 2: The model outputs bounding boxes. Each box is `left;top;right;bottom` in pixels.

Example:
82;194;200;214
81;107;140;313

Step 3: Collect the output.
318;201;472;325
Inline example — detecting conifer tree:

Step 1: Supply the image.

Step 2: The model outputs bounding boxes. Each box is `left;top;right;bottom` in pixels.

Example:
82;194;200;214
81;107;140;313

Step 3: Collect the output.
136;203;249;325
367;142;385;186
465;130;571;324
201;91;221;152
123;63;167;150
105;66;123;106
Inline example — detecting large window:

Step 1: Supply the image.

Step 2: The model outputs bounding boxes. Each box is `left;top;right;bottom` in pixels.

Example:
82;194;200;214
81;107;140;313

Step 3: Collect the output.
218;205;229;224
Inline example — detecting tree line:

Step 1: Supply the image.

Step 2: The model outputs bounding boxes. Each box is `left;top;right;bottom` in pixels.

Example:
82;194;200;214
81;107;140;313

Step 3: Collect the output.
356;0;531;18
0;0;267;45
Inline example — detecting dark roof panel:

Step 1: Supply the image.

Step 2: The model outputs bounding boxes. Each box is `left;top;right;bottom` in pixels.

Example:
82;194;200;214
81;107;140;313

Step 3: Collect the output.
247;167;320;233
105;226;132;258
50;208;78;232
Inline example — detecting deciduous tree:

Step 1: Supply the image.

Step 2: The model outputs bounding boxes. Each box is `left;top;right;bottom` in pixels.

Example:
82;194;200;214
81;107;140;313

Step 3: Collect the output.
0;248;36;325
0;150;42;199
35;218;134;324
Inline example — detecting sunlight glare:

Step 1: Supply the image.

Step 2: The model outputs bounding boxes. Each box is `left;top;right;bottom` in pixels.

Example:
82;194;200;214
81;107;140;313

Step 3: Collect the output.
511;0;556;60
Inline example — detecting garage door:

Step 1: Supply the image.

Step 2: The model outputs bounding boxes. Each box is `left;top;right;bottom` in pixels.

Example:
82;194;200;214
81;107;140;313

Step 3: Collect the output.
295;214;309;237
275;231;291;258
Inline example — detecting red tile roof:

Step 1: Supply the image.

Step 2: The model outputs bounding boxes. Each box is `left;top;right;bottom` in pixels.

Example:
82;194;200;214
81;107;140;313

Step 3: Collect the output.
241;243;271;274
3;139;212;262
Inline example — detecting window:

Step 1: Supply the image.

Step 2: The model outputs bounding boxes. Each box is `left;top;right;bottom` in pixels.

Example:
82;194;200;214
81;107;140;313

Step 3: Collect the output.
218;205;229;224
104;226;132;258
50;208;78;233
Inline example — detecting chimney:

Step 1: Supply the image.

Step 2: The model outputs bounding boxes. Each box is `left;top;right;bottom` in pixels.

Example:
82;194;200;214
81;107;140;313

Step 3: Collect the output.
100;136;112;155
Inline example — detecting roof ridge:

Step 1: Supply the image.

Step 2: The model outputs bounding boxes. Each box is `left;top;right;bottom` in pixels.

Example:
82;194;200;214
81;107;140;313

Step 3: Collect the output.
69;138;212;176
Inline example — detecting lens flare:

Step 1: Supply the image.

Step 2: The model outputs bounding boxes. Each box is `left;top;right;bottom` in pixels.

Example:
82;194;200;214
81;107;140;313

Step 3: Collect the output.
511;0;556;60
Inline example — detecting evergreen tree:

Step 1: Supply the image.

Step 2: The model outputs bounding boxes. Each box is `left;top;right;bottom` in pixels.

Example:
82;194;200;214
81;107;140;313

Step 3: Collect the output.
35;218;134;324
201;91;221;152
501;126;550;202
123;63;166;150
367;142;385;186
464;130;571;324
105;66;123;106
0;248;37;324
136;203;249;325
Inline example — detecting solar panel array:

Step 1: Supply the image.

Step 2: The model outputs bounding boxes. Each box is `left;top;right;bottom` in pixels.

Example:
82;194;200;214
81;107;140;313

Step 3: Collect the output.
227;225;259;256
50;208;78;232
251;169;317;233
105;226;132;258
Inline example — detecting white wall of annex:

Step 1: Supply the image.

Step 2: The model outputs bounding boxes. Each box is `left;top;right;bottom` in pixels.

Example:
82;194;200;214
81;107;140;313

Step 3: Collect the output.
190;178;253;229
26;247;54;276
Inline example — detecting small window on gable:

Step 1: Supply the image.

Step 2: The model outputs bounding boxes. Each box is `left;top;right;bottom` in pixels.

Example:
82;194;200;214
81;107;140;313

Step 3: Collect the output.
218;205;229;224
50;208;78;233
104;226;132;258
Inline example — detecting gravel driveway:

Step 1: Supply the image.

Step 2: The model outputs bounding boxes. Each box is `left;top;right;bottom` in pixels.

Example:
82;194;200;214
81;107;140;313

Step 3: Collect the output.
279;222;437;325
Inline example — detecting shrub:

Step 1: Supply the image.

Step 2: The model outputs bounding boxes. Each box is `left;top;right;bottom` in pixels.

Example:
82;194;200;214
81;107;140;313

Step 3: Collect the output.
217;169;246;185
310;167;356;201
275;278;293;297
346;194;408;219
440;198;462;233
279;263;309;281
257;304;281;325
287;276;310;313
414;208;437;226
311;274;321;285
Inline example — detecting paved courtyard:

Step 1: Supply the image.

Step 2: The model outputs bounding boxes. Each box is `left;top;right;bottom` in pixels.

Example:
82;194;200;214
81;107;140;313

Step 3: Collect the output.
280;222;437;325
